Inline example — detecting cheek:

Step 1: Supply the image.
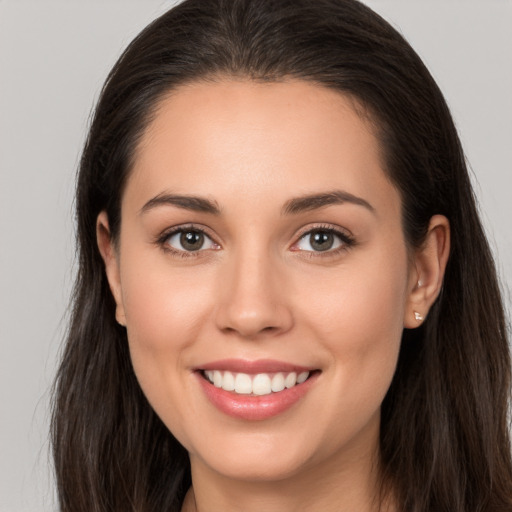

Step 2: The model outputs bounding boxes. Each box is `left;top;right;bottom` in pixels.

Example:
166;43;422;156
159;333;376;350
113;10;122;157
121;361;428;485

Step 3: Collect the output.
300;246;408;339
122;257;212;348
295;244;408;404
118;249;216;401
119;258;218;446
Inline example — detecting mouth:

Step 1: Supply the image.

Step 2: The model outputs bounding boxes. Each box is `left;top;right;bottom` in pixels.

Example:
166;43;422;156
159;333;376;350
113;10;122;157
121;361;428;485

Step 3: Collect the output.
200;369;314;396
194;360;321;420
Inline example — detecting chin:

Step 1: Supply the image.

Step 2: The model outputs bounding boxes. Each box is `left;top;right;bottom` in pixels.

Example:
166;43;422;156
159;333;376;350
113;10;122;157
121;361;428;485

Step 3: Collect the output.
198;449;313;483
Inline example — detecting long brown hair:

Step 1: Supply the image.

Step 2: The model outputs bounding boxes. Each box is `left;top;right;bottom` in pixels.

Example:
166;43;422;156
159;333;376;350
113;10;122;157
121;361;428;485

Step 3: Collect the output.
51;1;512;510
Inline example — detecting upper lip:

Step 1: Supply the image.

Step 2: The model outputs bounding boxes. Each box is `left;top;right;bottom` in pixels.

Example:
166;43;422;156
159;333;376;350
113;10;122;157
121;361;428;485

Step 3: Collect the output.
197;359;316;374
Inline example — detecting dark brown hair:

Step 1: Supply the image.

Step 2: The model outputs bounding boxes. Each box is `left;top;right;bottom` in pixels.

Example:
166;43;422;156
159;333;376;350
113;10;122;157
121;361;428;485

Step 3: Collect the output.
51;1;512;510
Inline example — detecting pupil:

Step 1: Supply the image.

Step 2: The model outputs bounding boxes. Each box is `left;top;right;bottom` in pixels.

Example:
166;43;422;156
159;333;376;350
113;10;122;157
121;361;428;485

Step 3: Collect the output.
311;231;333;251
180;231;204;251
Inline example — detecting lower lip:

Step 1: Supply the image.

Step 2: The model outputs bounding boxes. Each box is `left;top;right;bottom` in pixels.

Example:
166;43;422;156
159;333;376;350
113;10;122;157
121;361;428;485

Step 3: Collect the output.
196;372;319;421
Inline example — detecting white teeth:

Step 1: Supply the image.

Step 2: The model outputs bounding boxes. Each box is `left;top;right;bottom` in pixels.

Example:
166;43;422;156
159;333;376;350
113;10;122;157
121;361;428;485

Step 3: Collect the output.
204;370;310;395
252;373;272;395
222;371;235;391
284;372;297;388
297;371;309;384
271;373;285;392
234;373;252;394
213;370;222;388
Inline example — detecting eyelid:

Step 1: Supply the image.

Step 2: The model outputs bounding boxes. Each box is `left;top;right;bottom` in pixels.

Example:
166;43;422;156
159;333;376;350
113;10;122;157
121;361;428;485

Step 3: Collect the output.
155;223;221;256
290;223;356;253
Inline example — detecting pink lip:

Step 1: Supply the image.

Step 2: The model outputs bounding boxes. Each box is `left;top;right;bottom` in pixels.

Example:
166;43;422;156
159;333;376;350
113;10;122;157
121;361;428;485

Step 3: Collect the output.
197;358;314;374
195;361;320;421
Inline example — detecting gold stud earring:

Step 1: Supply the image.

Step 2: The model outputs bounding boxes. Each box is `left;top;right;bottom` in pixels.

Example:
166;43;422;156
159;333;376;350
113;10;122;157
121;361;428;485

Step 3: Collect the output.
414;311;424;322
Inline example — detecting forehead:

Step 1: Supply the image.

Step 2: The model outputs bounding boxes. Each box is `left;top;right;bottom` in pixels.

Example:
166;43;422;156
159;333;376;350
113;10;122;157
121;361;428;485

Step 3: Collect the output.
125;79;399;218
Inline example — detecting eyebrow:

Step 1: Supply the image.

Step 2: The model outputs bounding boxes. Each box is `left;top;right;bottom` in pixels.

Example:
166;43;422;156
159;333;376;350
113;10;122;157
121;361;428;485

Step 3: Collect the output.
282;190;375;215
139;189;374;217
140;193;221;215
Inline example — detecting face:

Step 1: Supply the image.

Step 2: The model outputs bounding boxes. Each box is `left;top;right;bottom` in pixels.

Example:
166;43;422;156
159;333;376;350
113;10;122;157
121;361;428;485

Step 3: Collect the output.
100;80;423;485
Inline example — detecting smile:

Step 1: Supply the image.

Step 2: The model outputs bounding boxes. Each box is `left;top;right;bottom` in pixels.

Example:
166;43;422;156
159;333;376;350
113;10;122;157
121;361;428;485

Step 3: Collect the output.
203;370;310;395
196;360;320;420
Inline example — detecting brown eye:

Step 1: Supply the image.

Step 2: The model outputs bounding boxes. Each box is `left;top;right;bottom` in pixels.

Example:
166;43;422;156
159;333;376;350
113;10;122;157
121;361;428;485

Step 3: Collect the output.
309;231;334;251
165;229;217;252
293;228;353;253
180;231;205;251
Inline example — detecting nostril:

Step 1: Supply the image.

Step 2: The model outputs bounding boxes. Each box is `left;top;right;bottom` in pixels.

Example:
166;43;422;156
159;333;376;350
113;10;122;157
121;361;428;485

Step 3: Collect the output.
221;324;281;339
214;294;294;338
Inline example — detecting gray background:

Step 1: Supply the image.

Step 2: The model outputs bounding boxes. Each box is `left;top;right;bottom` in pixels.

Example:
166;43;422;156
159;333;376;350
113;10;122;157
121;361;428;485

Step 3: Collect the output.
1;1;510;510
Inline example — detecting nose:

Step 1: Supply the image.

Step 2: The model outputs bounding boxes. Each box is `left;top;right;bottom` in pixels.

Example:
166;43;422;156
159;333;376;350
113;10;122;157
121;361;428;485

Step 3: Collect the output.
214;248;294;339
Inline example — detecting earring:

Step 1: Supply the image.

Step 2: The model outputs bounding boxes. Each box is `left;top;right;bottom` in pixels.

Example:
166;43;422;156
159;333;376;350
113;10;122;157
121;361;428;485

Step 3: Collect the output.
414;311;424;322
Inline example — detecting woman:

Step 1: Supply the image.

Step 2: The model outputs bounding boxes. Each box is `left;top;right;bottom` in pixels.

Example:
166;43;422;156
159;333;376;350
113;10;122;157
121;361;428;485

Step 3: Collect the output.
51;0;512;511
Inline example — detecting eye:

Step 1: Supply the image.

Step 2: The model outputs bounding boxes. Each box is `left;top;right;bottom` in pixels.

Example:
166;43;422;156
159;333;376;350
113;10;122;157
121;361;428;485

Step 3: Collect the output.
293;228;354;253
164;228;219;253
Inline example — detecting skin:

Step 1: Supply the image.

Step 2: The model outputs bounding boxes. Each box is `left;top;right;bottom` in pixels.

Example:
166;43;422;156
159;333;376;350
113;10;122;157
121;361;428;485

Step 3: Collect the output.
97;79;449;512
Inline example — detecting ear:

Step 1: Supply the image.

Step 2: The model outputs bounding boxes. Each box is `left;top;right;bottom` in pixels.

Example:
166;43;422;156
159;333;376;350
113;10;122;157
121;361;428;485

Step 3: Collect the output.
404;214;450;328
96;211;126;326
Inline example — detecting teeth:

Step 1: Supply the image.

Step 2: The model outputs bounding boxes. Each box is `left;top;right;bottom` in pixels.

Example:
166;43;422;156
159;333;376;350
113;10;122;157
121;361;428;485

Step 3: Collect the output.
234;373;252;394
271;373;285;392
297;371;309;384
213;370;222;388
252;373;272;395
284;372;297;388
204;370;310;395
222;371;235;391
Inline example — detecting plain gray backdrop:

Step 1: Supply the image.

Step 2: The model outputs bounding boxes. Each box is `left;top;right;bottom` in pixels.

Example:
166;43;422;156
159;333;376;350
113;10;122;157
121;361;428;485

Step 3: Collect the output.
1;1;510;510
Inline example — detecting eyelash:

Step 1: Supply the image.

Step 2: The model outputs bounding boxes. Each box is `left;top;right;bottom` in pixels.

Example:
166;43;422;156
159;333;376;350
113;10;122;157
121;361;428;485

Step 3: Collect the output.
292;224;356;258
156;224;217;259
155;223;356;259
